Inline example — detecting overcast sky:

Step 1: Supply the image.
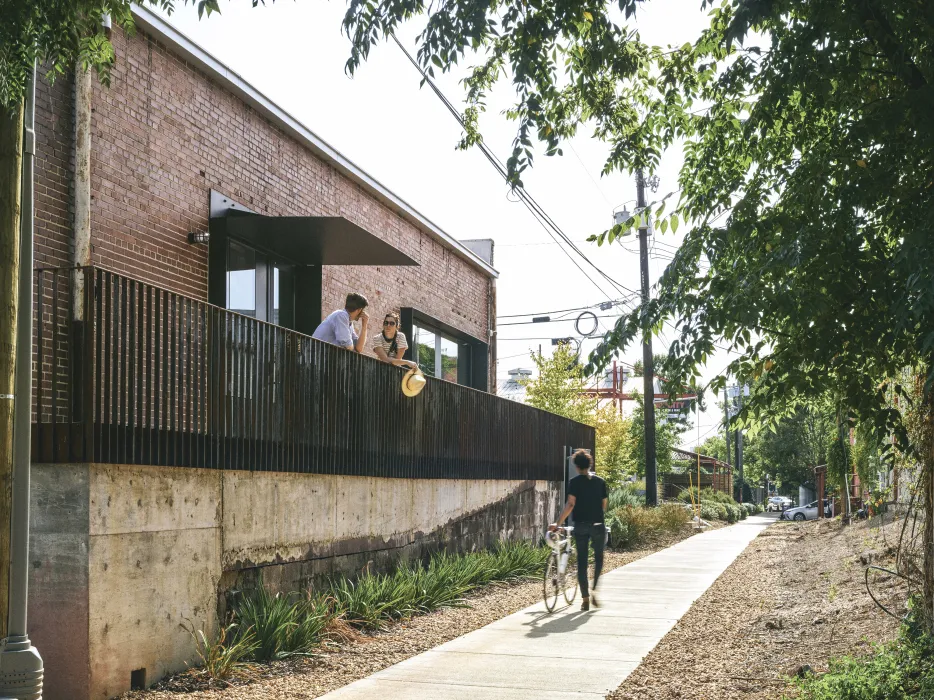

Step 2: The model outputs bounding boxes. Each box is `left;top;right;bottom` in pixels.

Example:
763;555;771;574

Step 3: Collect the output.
155;0;731;448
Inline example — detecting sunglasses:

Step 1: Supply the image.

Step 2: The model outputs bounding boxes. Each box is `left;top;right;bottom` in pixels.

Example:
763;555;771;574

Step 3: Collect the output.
383;320;397;326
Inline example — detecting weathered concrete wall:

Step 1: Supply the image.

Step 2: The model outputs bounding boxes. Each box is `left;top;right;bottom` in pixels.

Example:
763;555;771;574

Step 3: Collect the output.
29;464;91;700
29;465;560;700
221;474;558;595
87;465;223;699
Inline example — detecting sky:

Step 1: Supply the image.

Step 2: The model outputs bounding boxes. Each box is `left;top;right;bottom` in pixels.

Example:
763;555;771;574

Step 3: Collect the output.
154;0;730;448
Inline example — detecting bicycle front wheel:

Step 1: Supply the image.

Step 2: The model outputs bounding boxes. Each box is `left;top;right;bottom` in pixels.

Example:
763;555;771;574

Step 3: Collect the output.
563;557;578;604
543;553;560;612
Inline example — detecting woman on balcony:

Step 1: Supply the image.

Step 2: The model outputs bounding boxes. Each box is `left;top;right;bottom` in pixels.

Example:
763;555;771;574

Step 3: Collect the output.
373;313;418;369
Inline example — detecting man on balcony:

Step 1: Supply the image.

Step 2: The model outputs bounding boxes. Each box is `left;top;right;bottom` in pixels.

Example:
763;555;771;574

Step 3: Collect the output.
312;293;370;353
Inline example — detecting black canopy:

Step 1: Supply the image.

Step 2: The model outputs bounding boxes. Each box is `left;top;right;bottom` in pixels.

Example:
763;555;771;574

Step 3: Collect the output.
223;213;418;266
210;191;418;266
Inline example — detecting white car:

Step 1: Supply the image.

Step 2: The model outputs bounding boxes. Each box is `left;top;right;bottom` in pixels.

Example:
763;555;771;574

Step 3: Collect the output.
766;496;793;512
781;499;831;521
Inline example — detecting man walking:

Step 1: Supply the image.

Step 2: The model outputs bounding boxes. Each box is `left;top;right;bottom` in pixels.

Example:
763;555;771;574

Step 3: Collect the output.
550;450;608;611
312;293;369;353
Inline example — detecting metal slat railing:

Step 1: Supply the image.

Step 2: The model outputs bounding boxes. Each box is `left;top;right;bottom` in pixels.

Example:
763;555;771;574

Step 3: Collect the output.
31;266;594;480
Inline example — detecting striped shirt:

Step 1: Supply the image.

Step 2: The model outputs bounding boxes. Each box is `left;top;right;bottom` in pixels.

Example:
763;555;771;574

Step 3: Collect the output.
372;330;408;359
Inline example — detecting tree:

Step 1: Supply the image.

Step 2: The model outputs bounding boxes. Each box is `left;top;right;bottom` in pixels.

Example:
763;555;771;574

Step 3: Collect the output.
522;343;596;426
593;404;632;490
749;404;834;494
625;391;681;480
631;353;667;378
698;435;727;463
342;0;934;629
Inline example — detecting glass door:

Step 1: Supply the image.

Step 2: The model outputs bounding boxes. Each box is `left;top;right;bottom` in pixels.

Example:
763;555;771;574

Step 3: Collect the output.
226;239;294;328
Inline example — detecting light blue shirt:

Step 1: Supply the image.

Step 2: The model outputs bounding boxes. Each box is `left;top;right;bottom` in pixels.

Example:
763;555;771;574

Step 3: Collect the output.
312;309;358;348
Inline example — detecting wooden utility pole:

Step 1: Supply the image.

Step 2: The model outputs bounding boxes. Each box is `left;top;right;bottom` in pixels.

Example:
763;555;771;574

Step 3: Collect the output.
637;169;657;507
0;100;25;640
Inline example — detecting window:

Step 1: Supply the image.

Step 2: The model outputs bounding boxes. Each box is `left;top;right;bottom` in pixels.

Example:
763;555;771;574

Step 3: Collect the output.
226;241;256;317
414;323;463;384
224;239;294;327
439;336;459;383
401;308;489;391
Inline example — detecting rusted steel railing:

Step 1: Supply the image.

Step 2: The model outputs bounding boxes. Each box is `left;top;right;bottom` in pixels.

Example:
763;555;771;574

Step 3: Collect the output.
31;266;593;480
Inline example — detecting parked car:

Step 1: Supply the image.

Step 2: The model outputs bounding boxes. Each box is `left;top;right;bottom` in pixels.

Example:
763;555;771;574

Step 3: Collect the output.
767;496;793;512
781;499;832;521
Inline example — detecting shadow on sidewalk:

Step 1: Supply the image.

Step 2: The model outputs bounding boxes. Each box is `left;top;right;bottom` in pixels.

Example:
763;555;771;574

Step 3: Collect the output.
523;609;595;638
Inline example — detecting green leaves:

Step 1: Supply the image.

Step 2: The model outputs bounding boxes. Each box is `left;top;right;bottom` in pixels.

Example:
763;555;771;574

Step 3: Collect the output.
0;0;230;109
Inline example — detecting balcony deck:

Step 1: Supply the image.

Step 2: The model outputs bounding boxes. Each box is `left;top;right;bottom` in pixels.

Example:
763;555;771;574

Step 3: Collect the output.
31;266;593;481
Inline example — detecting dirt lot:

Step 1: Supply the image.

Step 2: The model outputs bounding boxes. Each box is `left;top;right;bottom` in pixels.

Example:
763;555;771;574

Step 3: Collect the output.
608;514;909;700
123;526;701;700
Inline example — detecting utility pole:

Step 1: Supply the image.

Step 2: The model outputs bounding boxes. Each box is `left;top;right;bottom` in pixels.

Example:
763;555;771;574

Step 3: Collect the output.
736;421;744;502
0;61;43;699
637;169;657;507
723;387;732;470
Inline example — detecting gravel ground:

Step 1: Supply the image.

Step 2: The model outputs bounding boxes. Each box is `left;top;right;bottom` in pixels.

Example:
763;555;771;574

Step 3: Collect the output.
608;514;909;700
122;526;700;700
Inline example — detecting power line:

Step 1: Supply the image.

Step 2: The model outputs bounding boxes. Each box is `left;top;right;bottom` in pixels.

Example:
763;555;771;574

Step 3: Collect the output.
390;34;638;302
498;313;621;327
497;295;637;319
567;141;613;208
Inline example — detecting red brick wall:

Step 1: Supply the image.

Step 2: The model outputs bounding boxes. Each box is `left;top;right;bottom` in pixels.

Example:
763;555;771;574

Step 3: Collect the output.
33;25;490;352
35;68;75;269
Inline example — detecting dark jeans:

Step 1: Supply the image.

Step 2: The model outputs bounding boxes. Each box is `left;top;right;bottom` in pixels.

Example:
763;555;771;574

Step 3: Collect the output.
574;522;605;598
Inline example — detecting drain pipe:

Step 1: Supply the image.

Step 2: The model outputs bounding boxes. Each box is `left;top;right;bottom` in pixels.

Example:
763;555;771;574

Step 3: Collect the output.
0;61;44;700
73;62;93;302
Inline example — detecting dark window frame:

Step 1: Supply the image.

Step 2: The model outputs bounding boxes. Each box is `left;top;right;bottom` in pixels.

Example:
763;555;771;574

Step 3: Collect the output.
400;307;489;392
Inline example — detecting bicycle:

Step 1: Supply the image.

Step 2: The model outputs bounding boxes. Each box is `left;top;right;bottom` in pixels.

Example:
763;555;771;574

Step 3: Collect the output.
543;526;578;612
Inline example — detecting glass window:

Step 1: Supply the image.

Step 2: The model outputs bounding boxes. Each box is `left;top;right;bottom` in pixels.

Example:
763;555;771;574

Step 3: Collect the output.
271;264;295;328
414;323;462;383
439;336;459;383
414;326;437;377
227;240;256;317
272;266;279;326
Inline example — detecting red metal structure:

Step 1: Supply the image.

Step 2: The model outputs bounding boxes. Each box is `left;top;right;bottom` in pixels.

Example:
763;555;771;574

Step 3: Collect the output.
581;362;698;416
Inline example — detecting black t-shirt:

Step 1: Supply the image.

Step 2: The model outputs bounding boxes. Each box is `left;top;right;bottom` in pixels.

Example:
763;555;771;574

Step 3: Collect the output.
567;474;608;525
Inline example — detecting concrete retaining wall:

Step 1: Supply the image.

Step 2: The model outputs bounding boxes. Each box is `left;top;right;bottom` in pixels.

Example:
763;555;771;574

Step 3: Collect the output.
29;464;560;700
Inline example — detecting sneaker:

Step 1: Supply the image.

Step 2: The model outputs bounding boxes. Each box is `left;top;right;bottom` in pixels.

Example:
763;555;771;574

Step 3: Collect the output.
580;598;590;611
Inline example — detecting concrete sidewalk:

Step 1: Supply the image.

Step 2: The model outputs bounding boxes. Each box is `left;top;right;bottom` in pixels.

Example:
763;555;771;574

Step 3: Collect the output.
320;514;773;699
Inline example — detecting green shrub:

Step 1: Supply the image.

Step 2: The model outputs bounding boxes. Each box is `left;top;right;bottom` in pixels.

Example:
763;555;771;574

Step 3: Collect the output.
608;484;643;510
606;503;690;547
220;542;550;670
186;621;258;680
793;622;934;699
741;503;755;516
231;588;335;661
329;541;548;631
699;503;720;521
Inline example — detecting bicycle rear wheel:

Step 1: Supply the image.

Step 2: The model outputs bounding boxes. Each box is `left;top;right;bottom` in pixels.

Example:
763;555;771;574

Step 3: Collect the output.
543;553;560;612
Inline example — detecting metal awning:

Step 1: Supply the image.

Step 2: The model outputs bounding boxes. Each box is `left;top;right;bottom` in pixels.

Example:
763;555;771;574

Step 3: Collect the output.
210;191;418;266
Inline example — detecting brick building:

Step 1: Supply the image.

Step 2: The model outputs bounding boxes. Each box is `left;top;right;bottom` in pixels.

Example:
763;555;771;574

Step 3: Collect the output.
35;5;496;390
24;8;600;698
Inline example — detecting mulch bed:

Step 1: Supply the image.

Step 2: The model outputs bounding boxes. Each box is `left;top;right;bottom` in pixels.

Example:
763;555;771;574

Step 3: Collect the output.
608;514;909;700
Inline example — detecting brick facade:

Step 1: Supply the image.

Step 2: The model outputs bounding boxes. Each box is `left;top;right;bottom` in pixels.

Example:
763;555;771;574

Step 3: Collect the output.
34;22;493;378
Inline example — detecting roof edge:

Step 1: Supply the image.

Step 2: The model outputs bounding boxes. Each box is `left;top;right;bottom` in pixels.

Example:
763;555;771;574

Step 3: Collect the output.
130;5;498;279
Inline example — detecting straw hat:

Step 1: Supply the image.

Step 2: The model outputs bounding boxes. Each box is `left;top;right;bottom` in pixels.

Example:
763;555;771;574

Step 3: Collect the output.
401;367;427;397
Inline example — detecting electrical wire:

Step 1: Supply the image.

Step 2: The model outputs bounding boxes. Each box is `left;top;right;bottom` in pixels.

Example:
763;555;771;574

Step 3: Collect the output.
497;294;638;319
498;313;621;327
390;34;638;302
567;141;613;208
